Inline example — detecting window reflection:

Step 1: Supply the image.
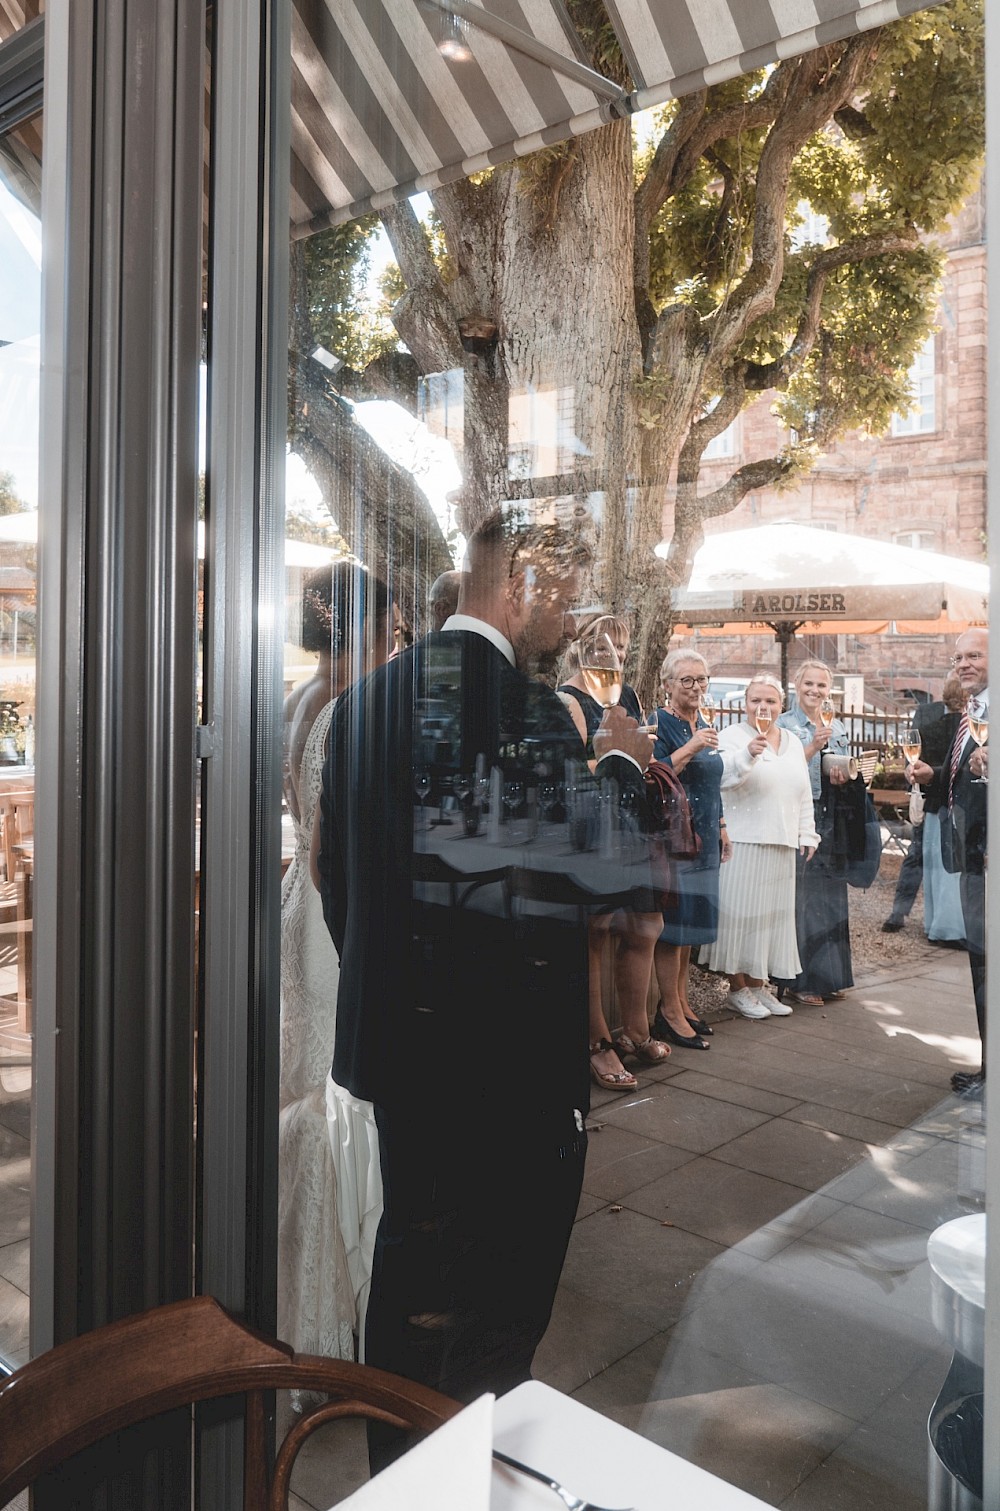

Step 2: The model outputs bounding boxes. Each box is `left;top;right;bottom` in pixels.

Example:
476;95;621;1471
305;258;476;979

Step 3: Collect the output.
0;118;40;1373
280;6;988;1502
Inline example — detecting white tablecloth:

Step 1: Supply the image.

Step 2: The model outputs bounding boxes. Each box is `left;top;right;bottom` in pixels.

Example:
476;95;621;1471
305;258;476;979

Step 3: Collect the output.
489;1382;776;1510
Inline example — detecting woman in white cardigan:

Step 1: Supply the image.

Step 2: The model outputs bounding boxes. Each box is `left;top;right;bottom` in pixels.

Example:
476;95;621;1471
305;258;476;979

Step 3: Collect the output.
700;675;820;1020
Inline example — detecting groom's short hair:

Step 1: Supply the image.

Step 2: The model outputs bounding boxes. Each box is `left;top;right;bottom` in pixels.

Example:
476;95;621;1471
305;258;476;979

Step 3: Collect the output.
465;509;592;596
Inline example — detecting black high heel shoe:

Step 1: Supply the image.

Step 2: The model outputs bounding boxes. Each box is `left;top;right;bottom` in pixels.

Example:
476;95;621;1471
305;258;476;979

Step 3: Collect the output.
652;1008;709;1051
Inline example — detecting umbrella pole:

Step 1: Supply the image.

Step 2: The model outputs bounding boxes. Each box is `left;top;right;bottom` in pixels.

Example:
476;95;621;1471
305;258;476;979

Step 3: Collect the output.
767;621;804;702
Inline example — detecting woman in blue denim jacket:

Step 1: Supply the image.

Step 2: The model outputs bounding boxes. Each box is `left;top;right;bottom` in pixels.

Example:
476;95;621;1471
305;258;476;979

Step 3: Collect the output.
775;660;853;1005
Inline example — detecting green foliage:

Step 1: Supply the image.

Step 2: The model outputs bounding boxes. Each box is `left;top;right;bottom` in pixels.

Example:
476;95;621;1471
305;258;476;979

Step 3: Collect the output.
0;470;26;515
640;1;984;457
302;217;398;370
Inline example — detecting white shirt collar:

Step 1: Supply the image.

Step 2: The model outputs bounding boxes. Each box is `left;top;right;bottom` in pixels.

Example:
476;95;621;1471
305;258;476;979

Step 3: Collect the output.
441;614;516;668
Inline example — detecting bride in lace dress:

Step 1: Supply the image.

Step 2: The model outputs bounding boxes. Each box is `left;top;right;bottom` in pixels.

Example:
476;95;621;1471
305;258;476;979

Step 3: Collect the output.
279;563;391;1367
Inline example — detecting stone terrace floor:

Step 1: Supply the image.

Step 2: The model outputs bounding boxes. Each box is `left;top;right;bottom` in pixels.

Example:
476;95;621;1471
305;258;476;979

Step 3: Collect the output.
286;940;986;1510
1;939;986;1510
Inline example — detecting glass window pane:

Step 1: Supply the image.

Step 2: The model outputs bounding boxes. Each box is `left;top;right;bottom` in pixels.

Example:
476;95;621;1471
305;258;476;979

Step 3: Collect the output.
273;11;989;1504
0;106;40;1373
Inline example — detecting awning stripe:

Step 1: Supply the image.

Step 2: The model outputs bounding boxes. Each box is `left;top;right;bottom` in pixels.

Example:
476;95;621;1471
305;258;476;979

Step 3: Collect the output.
290;0;941;235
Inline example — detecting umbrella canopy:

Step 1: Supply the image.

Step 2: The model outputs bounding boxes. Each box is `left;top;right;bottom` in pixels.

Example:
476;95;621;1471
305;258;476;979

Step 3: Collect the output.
0;512;338;567
664;521;988;636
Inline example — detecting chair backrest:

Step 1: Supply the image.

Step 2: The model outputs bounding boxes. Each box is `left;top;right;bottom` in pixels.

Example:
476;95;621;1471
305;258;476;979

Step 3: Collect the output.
858;750;879;788
0;789;33;881
0;1296;459;1508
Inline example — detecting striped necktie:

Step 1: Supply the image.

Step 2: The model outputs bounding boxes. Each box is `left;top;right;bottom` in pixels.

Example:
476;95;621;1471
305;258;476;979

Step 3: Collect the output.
948;707;971;808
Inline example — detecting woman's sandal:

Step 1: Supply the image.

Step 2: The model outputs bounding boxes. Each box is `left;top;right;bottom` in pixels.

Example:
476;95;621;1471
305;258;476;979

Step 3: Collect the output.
590;1038;638;1092
613;1027;671;1064
783;990;824;1007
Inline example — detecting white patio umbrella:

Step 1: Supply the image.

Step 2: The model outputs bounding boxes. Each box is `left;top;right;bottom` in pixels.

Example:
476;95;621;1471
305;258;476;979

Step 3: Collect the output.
660;520;989;686
0;512;338;567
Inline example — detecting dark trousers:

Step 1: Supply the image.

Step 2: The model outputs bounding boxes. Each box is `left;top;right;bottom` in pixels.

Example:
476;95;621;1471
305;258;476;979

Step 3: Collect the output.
960;870;986;1066
365;1099;586;1471
890;818;924;920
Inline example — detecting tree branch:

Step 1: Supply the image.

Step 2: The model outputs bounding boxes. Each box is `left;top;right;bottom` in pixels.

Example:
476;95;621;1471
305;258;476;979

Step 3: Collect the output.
694;457;791;521
743;227;921;390
707;34;881;361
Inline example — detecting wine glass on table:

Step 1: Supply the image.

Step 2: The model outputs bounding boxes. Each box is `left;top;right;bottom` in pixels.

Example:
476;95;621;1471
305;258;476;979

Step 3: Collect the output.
414;770;431;830
578;630;623;711
968;699;989;784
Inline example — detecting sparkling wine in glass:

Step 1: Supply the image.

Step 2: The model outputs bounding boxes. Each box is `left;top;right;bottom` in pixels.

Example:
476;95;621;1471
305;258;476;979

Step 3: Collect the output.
902;728;922;764
578;631;623;709
754;710;773;735
818;697;835;728
969;701;989;783
699;693;717;727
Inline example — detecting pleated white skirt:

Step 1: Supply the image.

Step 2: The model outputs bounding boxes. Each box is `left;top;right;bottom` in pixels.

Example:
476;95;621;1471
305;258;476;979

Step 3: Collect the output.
699;841;801;980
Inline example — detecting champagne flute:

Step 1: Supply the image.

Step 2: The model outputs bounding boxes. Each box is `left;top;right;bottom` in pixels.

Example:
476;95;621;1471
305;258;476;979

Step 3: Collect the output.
902;727;922;765
754;709;773;736
578;631;622;709
818;697;835;728
968;699;989;784
699;693;717;728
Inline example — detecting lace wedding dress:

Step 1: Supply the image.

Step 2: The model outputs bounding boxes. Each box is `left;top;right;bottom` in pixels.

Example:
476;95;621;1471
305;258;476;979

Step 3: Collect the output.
278;698;383;1366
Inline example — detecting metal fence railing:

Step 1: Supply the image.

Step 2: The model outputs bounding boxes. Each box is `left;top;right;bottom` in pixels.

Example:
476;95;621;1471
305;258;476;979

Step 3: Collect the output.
713;706;916;762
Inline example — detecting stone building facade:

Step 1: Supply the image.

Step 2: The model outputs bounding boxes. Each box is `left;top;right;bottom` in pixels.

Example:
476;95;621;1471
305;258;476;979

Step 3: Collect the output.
664;184;987;707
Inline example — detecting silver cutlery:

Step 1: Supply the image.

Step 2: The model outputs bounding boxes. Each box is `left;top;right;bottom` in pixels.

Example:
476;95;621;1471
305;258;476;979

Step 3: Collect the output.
492;1448;636;1511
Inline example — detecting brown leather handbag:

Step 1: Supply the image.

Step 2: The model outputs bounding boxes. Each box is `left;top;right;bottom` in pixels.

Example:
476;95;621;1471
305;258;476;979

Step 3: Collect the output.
643;760;701;860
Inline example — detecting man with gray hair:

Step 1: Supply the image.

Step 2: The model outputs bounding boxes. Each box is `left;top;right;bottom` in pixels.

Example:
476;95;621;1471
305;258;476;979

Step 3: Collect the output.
427;568;462;633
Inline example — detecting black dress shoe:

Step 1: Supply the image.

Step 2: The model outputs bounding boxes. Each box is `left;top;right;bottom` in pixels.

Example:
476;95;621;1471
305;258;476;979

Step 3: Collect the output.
686;1015;713;1037
951;1070;985;1096
652;1009;709;1050
881;917;904;933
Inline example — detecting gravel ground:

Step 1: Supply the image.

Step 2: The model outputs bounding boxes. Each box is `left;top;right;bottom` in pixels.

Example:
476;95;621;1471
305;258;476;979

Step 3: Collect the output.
685;845;946;1019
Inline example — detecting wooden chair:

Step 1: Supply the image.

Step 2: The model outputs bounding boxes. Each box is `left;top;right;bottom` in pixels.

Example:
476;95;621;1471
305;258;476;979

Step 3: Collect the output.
0;1295;459;1508
0;789;33;884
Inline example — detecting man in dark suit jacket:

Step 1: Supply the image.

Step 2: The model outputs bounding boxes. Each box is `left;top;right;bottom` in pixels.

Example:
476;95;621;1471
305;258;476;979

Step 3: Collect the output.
911;628;988;1094
318;510;653;1457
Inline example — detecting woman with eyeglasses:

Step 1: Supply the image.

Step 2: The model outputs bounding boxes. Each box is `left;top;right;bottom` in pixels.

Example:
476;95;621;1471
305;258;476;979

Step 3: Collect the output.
647;650;732;1049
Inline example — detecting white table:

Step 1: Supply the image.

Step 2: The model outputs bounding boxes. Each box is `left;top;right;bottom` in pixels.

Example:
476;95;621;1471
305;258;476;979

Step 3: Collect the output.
490;1381;774;1510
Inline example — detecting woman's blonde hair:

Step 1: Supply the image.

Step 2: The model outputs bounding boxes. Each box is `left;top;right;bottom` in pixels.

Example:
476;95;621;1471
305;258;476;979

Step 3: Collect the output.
793;659;834;690
746;673;785;703
563;612;630;674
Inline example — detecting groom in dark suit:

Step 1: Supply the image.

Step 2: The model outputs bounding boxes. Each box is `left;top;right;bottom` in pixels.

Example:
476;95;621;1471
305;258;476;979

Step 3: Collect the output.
912;627;988;1094
318;509;653;1453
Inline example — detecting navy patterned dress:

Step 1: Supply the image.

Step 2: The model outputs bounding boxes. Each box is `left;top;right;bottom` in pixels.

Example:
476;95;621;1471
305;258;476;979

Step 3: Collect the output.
653;709;724;945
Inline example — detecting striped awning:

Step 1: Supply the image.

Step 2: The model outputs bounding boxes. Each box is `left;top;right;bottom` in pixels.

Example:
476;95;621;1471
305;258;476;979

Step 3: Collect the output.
291;0;943;234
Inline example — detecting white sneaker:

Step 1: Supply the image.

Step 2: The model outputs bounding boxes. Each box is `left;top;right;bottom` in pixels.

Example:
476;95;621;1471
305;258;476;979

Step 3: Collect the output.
726;987;770;1019
761;988;792;1016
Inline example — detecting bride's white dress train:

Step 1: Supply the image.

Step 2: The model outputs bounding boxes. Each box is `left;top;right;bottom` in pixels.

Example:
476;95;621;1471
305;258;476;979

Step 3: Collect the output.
278;699;382;1363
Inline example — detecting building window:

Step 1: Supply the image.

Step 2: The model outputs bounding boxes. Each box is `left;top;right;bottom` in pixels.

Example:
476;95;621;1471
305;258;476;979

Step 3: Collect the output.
890;334;936;436
702;396;738;459
790;201;830;249
893;529;937;550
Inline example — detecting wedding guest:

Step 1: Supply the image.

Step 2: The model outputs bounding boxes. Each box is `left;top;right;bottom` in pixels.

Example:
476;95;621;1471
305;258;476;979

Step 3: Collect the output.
911;629;989;1094
559;613;667;1088
775;660;852;1005
648;650;732;1050
699;674;819;1019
